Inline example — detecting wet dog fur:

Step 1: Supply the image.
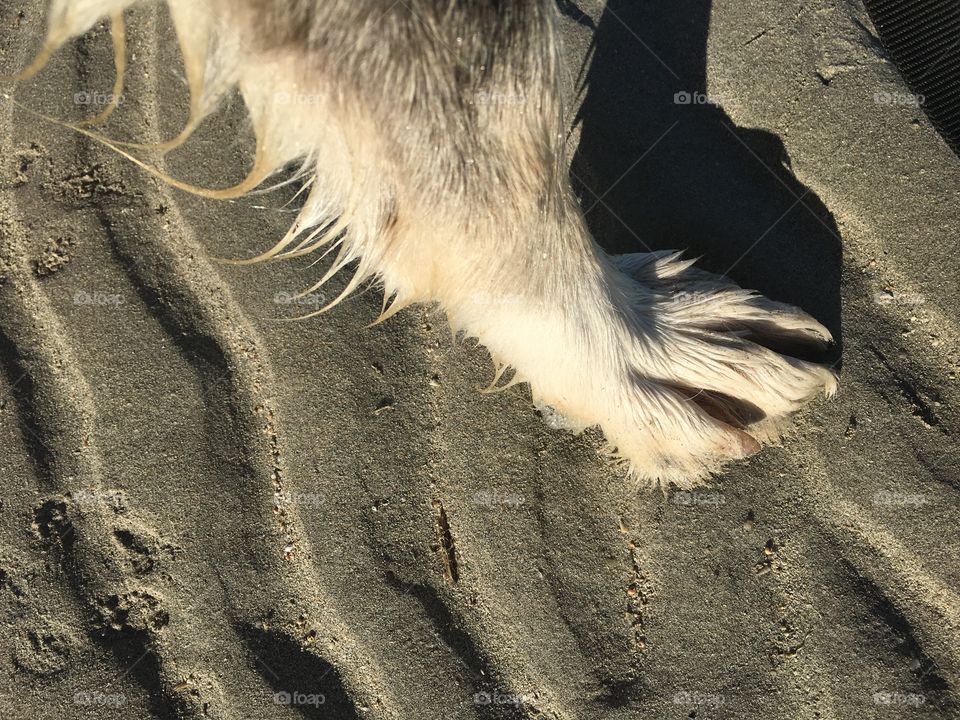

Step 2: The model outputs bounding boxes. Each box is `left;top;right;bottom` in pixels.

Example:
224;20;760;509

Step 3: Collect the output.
6;0;838;486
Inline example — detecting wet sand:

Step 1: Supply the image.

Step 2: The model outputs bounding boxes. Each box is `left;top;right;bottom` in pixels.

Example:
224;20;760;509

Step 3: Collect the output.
1;1;958;718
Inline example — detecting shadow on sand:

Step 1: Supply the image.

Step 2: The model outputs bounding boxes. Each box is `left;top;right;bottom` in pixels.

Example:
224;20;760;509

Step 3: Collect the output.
569;0;843;359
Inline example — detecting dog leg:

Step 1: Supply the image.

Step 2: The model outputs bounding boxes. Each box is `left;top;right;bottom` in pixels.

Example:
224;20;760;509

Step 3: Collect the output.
28;0;838;486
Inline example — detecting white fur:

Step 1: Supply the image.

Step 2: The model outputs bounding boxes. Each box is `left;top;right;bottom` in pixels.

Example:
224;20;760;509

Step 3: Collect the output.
12;0;839;487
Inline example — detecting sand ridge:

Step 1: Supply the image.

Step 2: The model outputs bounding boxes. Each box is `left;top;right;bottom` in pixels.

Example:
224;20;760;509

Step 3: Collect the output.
1;1;958;718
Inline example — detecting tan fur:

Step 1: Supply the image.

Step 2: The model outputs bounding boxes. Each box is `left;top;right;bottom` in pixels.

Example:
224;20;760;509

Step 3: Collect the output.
5;0;838;487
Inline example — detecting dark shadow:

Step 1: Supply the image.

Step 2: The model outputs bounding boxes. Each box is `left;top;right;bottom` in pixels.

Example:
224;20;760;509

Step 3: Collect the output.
0;330;53;487
381;572;528;719
837;557;956;716
238;623;361;719
570;0;843;359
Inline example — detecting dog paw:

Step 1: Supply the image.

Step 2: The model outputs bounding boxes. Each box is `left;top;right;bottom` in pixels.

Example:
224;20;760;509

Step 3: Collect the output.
522;251;837;487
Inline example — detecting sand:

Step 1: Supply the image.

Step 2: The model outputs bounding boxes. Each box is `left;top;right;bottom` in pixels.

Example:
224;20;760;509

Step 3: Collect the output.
0;0;958;718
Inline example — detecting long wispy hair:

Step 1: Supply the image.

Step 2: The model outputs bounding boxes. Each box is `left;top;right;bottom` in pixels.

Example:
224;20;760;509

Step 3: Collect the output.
5;0;838;486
